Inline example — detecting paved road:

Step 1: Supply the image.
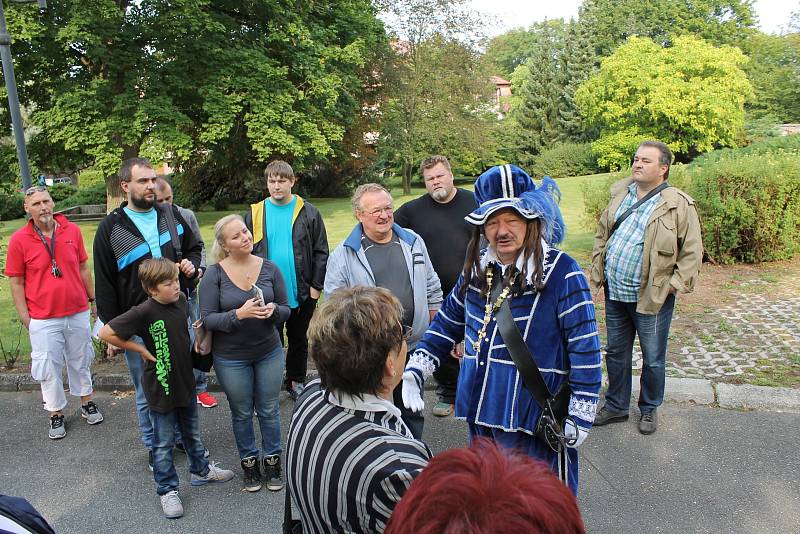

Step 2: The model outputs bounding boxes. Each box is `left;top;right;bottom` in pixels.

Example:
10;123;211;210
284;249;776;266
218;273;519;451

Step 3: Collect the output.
1;390;798;533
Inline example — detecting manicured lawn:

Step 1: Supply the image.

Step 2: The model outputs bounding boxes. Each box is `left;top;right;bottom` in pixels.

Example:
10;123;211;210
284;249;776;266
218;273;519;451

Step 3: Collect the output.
0;176;598;363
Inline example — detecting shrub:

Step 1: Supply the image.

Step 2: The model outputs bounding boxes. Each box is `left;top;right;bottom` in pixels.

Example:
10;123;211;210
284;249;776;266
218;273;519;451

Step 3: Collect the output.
689;152;800;263
78;169;106;188
531;142;599;178
580;171;624;230
0;184;24;221
55;182;107;210
47;183;77;203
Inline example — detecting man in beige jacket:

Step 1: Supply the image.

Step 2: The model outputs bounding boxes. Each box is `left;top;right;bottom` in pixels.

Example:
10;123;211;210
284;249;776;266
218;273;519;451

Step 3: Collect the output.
590;140;703;435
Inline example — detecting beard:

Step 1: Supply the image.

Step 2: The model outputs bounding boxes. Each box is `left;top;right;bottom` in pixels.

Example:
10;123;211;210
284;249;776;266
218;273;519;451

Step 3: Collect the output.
431;187;452;202
130;192;155;210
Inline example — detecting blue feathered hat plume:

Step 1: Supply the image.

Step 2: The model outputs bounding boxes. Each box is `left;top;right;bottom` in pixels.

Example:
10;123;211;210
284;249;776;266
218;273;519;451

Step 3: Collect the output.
465;164;565;245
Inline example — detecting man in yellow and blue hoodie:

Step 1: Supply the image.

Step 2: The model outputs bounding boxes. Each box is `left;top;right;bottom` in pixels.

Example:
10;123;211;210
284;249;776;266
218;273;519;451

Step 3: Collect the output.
244;161;329;400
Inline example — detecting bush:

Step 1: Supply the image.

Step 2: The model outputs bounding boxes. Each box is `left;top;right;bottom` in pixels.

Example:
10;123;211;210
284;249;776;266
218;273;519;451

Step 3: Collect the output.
55;183;107;210
531;142;600;178
78;169;106;188
689;152;800;263
0;184;24;221
47;183;77;203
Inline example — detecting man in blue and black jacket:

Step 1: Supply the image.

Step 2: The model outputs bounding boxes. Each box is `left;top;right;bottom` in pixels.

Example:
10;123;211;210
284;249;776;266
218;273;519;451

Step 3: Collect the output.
93;157;202;470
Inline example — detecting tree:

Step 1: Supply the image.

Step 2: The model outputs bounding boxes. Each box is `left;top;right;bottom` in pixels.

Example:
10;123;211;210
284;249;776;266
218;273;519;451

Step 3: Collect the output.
558;22;597;141
578;0;757;57
2;1;386;208
576;35;753;169
483;27;540;79
743;32;800;123
376;0;498;193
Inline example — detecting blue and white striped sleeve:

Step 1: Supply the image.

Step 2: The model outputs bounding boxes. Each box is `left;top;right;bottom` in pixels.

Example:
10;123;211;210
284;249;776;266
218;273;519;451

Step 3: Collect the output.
557;263;602;430
408;274;468;379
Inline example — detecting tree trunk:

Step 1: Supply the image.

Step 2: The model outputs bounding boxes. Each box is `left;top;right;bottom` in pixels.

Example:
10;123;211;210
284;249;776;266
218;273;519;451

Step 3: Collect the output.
105;174;125;214
402;162;412;196
105;144;139;213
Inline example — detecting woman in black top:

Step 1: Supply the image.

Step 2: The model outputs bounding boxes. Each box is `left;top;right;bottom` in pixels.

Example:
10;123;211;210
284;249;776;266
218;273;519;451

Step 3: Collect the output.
199;214;290;493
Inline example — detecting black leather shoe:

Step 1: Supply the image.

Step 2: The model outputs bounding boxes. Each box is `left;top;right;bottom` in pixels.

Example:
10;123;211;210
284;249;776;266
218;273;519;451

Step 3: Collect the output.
638;409;657;435
594;407;629;426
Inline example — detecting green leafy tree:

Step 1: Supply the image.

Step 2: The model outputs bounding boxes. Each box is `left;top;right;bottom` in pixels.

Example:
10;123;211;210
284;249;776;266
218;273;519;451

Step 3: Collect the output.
376;0;497;193
3;1;386;208
483;27;540;79
576;35;753;169
558;21;597;141
743;32;800;123
578;0;757;57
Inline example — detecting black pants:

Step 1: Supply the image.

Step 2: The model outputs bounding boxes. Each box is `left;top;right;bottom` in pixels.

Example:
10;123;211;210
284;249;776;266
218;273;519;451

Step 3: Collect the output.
392;352;424;440
434;355;459;404
279;297;318;385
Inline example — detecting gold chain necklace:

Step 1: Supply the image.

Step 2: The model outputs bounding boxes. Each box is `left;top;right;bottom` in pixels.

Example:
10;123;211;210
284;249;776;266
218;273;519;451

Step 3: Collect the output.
472;266;515;353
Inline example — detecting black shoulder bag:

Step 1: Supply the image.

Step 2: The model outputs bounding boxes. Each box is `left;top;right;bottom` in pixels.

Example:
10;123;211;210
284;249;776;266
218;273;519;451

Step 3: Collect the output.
161;204;182;261
491;270;572;451
609;181;671;237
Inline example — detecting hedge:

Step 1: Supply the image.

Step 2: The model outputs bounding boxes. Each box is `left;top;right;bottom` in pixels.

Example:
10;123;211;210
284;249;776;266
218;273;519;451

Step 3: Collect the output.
581;135;800;263
531;142;600;179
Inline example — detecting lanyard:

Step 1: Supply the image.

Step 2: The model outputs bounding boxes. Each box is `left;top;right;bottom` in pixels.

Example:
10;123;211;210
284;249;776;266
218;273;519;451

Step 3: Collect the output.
32;223;62;278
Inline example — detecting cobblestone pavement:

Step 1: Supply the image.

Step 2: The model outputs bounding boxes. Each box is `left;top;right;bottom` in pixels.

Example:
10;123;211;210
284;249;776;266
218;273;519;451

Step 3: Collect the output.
627;280;800;380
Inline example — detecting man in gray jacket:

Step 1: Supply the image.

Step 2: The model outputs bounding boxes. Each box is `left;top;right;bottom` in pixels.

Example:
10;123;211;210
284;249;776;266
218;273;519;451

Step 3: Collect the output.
324;183;442;439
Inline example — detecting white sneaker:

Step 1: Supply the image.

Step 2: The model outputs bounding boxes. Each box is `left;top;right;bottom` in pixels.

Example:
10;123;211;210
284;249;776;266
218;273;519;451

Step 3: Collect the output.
160;490;183;519
190;461;235;486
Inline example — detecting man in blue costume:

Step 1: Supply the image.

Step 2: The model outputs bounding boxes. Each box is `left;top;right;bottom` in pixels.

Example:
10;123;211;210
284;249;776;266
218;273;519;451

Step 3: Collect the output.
402;164;602;494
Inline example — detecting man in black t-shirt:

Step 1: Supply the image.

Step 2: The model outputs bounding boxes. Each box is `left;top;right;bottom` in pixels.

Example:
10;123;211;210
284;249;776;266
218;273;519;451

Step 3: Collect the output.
394;155;476;417
99;258;234;519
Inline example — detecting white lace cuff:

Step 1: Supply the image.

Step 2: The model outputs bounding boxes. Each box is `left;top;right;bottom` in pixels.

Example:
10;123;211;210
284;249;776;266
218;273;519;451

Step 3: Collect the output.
408;352;437;380
569;396;598;424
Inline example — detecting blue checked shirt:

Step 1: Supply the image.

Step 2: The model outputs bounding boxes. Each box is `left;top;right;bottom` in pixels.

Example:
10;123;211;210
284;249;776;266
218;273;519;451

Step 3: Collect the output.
604;183;661;302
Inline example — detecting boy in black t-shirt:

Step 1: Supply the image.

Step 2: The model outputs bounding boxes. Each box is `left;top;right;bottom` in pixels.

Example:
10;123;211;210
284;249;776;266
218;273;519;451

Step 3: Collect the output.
99;258;234;519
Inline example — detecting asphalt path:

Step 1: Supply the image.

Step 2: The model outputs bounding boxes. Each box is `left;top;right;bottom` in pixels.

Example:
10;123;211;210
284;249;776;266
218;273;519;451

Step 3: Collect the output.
1;389;798;533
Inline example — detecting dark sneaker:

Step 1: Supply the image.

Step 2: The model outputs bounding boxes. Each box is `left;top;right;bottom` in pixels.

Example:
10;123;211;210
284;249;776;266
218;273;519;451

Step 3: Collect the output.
80;401;104;425
190;461;235;486
174;442;210;458
593;407;629;426
263;455;284;492
432;401;454;417
148;450;154;472
241;456;262;492
639;409;658;435
48;414;66;440
287;381;304;401
160;490;183;519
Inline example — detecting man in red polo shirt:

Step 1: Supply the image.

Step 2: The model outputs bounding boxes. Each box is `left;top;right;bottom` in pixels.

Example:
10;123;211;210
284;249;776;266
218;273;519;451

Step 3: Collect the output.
5;186;103;440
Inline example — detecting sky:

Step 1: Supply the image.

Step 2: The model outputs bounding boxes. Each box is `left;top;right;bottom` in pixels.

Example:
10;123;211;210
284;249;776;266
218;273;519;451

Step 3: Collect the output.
469;0;799;37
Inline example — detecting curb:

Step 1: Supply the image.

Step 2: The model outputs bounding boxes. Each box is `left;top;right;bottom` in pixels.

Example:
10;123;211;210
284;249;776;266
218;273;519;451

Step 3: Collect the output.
2;372;799;413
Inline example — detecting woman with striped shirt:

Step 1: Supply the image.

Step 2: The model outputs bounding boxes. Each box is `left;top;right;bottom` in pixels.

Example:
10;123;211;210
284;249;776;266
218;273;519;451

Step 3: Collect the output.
286;286;431;533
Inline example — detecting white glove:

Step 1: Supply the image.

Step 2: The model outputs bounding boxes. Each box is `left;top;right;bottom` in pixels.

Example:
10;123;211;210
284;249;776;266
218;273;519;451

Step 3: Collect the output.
401;371;425;413
563;419;588;448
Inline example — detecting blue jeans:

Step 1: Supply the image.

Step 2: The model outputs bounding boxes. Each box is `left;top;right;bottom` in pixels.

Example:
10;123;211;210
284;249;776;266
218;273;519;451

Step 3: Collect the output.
151;404;209;495
124;337;153;449
604;294;675;413
213;346;284;459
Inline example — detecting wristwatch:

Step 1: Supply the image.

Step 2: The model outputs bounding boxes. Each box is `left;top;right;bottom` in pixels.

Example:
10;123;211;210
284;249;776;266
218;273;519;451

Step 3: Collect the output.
88;297;96;303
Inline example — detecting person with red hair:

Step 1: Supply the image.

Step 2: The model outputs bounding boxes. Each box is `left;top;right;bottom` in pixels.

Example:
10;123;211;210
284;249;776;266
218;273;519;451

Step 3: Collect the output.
385;439;585;534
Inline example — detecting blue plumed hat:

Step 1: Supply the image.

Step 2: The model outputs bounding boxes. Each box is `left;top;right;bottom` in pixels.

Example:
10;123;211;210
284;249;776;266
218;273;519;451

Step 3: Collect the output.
465;164;565;244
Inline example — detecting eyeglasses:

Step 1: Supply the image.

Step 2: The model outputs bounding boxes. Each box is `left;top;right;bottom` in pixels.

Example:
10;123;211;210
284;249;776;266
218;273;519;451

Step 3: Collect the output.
364;206;393;218
25;186;48;196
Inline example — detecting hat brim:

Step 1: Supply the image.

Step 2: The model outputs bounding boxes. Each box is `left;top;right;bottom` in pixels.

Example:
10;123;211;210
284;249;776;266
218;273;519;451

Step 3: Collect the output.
465;198;541;226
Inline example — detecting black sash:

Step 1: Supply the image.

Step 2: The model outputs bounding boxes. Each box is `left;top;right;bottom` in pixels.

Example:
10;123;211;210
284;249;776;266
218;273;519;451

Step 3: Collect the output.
490;268;571;450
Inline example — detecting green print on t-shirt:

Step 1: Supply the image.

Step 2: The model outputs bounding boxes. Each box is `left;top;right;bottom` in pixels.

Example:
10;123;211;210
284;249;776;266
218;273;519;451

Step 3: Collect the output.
148;319;172;395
